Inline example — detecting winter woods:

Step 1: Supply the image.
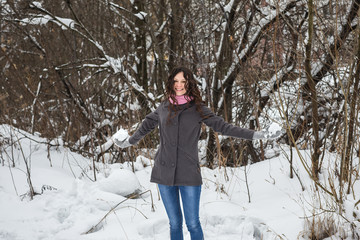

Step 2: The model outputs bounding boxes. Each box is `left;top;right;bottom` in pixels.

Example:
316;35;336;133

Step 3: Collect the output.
1;0;360;237
1;0;359;167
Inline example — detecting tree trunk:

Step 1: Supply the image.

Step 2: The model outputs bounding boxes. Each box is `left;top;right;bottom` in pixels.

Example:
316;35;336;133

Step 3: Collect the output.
133;0;149;117
305;0;320;180
206;0;241;168
344;29;360;186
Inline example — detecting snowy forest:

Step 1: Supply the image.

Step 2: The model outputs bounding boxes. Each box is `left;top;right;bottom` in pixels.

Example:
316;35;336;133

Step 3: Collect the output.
1;0;360;239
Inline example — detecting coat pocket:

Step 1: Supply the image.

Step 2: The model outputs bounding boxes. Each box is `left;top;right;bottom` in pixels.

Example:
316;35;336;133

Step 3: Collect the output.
178;146;198;165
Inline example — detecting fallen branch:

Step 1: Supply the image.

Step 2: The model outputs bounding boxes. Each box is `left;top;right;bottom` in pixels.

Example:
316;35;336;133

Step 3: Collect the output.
83;189;154;234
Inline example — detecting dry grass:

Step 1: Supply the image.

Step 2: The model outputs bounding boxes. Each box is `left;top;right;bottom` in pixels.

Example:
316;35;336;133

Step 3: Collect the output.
301;213;341;240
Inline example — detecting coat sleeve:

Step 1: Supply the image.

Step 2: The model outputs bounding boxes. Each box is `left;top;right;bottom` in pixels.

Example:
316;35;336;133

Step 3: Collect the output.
128;105;160;145
201;105;255;140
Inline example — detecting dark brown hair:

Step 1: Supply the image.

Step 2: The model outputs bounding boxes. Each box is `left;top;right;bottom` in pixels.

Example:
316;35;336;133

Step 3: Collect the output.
165;66;205;122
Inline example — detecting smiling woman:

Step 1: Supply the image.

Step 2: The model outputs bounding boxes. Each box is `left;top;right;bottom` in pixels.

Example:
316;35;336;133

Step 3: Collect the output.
173;72;187;96
165;67;203;109
113;66;281;240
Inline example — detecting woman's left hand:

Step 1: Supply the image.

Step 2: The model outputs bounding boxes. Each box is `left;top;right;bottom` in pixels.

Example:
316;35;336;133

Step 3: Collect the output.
253;123;283;140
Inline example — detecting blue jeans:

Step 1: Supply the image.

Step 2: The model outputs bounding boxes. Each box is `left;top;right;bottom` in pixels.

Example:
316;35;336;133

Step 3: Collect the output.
158;184;204;240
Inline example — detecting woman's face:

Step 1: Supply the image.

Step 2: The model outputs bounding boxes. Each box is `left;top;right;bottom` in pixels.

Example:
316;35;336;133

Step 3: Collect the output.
173;72;187;96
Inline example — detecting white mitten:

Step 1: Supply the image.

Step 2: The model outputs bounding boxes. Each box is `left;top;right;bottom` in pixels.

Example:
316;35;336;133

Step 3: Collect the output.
112;129;132;148
113;136;132;148
253;131;265;140
253;123;283;140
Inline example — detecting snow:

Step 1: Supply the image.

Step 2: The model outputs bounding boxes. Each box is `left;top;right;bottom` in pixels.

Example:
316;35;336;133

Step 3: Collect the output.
55;17;75;30
267;122;282;135
112;128;129;142
19;14;75;30
223;0;235;13
1;125;359;239
98;169;141;197
20;15;52;26
134;11;148;20
31;1;43;8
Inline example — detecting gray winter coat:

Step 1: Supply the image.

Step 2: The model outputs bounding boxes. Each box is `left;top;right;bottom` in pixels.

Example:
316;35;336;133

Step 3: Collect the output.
128;100;255;186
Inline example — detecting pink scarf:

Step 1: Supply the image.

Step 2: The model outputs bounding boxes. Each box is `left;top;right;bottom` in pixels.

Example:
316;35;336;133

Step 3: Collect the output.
169;95;193;105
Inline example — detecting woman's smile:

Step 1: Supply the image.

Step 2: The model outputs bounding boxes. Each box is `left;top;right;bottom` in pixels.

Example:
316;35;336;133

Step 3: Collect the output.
174;72;187;96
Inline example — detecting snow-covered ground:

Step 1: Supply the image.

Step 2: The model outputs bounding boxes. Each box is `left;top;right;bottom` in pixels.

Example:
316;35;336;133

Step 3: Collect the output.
0;125;359;240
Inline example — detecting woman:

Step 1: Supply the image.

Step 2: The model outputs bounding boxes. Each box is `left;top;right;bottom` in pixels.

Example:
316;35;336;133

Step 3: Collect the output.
114;66;280;240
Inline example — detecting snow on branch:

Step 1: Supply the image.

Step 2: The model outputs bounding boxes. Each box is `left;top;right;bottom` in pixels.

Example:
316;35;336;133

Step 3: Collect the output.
237;1;298;63
311;0;360;83
220;1;298;92
27;1;156;110
20;14;76;30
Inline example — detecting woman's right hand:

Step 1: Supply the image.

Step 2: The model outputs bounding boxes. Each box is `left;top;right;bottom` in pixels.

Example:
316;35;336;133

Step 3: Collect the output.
113;136;132;148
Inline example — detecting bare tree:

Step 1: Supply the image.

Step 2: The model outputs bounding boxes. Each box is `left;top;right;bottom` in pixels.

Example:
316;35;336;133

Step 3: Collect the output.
1;0;359;170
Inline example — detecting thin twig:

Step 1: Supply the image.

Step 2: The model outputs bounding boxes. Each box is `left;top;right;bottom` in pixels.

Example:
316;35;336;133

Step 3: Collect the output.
83;189;153;234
